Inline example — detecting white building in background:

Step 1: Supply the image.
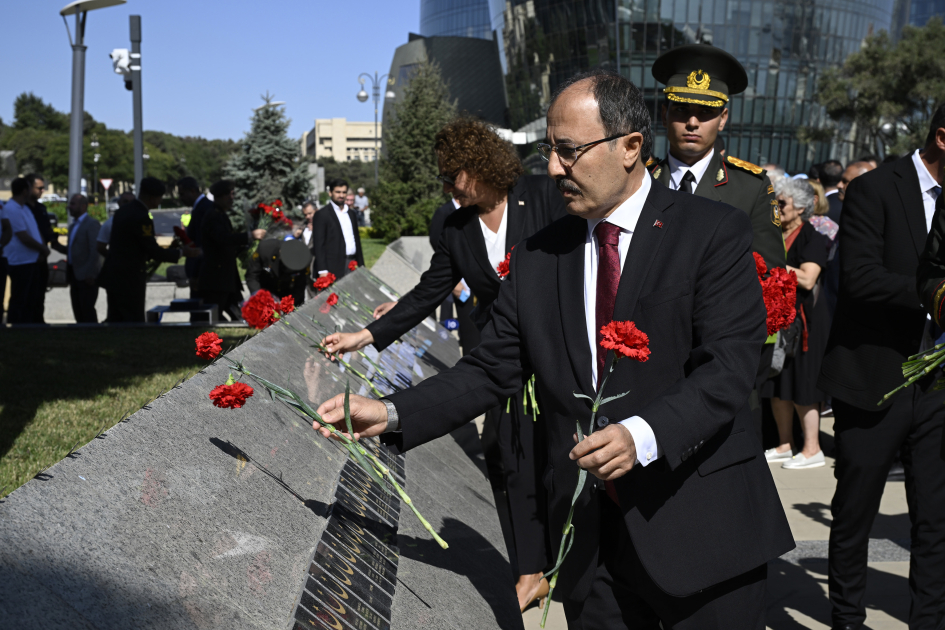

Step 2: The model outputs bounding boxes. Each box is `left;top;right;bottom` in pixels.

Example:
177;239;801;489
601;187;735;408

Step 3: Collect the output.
301;118;382;163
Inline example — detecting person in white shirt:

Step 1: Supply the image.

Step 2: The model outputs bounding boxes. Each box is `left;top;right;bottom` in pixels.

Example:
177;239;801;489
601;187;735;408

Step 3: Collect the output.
4;178;49;324
311;179;363;278
65;194;102;323
353;187;370;225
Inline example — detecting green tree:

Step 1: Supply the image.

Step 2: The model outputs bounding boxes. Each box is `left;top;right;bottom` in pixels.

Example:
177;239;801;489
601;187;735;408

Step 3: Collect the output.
223;96;311;227
372;61;456;241
804;18;945;157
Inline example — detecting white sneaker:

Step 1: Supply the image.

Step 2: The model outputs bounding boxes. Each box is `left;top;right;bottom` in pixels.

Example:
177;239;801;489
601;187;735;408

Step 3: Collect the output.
781;451;826;469
764;447;793;462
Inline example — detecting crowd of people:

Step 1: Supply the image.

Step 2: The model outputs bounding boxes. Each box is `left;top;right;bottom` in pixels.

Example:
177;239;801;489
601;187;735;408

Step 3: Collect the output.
0;175;370;325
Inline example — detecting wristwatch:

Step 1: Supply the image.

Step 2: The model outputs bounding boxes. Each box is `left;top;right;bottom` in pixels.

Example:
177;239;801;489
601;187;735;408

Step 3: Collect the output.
381;399;401;433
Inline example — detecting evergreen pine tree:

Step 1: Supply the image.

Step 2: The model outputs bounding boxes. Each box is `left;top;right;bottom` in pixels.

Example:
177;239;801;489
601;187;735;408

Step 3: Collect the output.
372;62;456;241
224;94;311;228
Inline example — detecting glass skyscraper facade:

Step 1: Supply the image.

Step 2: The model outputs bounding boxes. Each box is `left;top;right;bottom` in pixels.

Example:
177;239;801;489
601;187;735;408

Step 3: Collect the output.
421;0;494;40
909;0;945;27
488;0;897;172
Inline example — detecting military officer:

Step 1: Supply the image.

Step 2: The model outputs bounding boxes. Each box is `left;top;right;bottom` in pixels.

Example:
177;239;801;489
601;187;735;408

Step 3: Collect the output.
649;44;785;273
97;177;201;322
245;237;312;306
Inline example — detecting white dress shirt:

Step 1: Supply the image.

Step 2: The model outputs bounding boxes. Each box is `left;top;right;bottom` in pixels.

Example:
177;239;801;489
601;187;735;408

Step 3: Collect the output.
330;200;357;255
479;203;509;272
583;173;661;466
912;149;942;231
666;149;715;191
68;212;88;263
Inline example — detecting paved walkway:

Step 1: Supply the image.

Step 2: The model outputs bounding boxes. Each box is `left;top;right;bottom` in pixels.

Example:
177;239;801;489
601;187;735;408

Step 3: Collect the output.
519;414;912;629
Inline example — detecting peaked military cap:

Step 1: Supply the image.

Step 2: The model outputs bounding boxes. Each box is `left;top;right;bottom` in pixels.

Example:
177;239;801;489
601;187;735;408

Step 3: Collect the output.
652;44;748;108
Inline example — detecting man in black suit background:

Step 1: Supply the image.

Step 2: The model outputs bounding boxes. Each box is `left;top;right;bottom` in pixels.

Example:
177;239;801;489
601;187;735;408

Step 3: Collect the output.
312;178;364;279
178;177;213;299
199;180;266;320
818;109;945;630
317;70;793;628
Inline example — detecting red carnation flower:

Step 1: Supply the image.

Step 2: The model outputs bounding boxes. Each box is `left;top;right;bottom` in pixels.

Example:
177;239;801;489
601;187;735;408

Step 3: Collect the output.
759;266;798;335
348;260;358;271
258;203;274;215
195;331;222;360
271;208;284;222
242;290;276;329
599;320;650;362
753;252;767;278
496;252;511;278
278;295;295;315
173;225;193;245
326;293;338;306
273;199;283;208
209;382;254;409
313;273;337;291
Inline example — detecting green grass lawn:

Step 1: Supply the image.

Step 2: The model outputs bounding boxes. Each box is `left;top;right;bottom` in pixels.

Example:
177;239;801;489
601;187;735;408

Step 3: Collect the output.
0;327;254;499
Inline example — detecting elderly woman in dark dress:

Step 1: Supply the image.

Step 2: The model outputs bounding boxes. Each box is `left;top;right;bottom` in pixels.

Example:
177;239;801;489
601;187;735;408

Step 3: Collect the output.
764;178;831;469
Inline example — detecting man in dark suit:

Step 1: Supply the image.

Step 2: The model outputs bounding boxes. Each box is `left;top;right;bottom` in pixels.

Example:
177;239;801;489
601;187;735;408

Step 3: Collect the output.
199;180;266;320
819;160;844;224
64;193;101;323
97;177;200;323
312;178;364;280
818;108;945;629
322;117;567;610
317;70;793;628
178;177;213;298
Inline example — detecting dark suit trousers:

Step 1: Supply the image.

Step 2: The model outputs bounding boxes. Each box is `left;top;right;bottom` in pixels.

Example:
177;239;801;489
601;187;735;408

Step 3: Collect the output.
30;259;48;323
830;389;945;629
480;393;548;576
105;279;146;323
7;262;37;324
563;497;767;629
67;266;98;323
202;290;241;322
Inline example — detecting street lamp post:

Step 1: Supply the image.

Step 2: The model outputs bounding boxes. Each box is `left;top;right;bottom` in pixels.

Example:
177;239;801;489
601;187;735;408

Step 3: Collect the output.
60;0;127;202
91;134;100;203
356;72;395;185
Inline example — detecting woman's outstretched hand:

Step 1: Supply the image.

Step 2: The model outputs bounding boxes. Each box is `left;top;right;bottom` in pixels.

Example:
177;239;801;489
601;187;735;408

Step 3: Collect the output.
315;393;389;440
321;329;374;356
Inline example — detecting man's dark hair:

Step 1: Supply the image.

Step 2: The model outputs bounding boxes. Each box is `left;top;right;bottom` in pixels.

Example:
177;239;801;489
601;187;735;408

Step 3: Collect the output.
139;177;166;198
549;69;653;161
807;163;822;181
209;180;234;198
926;104;945;146
177;176;200;192
327;178;348;191
302;200;317;211
25;173;44;187
11;177;28;196
820;160;843;187
856;154;879;164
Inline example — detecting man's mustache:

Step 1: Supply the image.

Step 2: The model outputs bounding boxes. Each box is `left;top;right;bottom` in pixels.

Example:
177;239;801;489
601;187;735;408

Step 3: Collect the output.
556;178;582;195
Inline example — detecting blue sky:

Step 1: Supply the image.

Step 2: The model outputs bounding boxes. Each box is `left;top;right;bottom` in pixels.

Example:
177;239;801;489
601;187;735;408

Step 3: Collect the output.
1;0;419;141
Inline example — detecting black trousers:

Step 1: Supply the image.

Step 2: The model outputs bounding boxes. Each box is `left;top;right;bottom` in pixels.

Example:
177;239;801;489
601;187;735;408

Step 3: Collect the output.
67;266;98;323
202;290;242;322
7;262;37;324
105;280;147;323
30;259;48;323
830;388;945;629
481;392;549;576
563;497;767;629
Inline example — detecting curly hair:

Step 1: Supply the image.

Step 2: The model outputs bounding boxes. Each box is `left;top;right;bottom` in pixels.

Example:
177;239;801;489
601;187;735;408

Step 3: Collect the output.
434;117;524;191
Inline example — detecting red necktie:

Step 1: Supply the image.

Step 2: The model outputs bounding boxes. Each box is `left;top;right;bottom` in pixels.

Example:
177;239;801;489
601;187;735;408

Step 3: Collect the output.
594;221;622;505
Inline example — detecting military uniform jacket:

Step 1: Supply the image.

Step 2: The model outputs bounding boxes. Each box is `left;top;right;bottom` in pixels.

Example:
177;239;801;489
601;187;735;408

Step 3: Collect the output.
97;199;180;289
649;150;785;271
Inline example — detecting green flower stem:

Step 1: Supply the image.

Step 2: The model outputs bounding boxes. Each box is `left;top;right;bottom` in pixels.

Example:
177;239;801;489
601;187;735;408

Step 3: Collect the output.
221;358;446;546
282;319;385;398
358;350;387;379
883;348;945;405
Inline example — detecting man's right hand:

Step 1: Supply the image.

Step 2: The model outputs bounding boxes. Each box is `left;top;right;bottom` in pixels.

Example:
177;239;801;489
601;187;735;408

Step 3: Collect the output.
182;244;202;258
315;393;388;440
322;329;374;355
373;301;397;319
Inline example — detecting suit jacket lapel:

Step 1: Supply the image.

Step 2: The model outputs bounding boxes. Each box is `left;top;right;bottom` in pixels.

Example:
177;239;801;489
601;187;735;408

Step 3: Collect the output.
694;151;723;202
612;183;675;322
557;215;595;398
505;180;527;252
895;156;930;254
462;210;498;280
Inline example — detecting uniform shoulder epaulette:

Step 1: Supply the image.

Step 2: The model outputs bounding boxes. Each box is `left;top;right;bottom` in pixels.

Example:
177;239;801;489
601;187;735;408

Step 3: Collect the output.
646;156;657;168
725;155;765;176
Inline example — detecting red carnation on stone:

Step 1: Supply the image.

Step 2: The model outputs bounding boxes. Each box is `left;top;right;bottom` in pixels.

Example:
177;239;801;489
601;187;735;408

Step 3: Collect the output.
209;380;254;409
326;293;338;306
313;273;336;291
195;331;222;360
348;260;358;271
241;290;276;329
599;320;650;362
277;295;295;315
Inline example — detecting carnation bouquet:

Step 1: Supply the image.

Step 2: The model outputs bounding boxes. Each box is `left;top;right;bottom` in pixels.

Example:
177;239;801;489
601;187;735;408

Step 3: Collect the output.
243;199;293;261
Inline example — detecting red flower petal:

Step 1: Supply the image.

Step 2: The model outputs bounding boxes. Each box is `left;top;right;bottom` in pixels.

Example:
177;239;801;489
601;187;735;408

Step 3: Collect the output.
209;382;254;409
241;290;277;329
348;260;358;271
326;293;338;306
599;320;651;362
313;273;337;291
195;331;222;360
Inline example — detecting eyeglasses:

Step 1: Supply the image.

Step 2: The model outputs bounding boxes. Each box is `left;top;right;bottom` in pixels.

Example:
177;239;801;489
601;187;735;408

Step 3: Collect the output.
536;134;628;164
436;171;458;186
776;199;787;208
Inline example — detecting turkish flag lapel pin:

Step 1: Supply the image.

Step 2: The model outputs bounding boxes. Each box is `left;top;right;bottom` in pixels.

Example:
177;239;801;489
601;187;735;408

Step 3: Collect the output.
653;220;663;228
